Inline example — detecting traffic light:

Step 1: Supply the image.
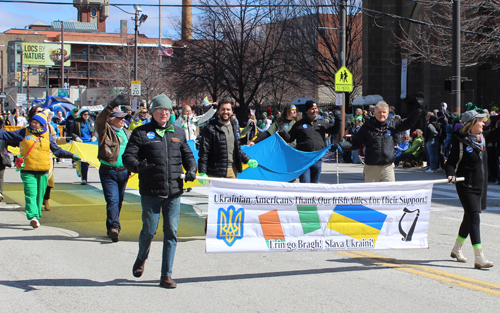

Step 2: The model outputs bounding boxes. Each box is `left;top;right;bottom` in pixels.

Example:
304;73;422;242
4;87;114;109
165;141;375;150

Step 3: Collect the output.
23;70;27;81
444;77;473;92
16;71;20;81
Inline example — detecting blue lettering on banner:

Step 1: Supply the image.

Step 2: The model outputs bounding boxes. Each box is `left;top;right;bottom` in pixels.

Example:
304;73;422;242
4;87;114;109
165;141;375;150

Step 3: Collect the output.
146;131;155;139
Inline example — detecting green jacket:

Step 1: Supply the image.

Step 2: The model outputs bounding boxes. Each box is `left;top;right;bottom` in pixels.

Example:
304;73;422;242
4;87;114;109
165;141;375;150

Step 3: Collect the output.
405;137;423;158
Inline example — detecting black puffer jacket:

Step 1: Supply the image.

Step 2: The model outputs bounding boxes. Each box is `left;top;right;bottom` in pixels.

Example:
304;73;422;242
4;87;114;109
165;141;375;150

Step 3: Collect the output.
198;118;250;177
444;128;500;211
339;107;421;165
122;119;197;197
283;112;341;152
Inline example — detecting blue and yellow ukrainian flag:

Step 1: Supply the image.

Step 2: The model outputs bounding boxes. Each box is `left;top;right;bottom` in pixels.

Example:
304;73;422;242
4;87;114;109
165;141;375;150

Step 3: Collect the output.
327;205;387;245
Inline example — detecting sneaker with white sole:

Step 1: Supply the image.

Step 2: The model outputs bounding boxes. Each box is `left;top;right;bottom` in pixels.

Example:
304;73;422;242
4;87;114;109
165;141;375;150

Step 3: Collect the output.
81;180;87;185
30;217;40;228
0;192;4;202
425;169;437;173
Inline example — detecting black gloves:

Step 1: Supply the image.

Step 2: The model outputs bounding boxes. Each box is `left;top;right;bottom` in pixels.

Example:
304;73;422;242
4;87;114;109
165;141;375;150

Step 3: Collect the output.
184;171;196;182
277;129;289;141
109;95;126;109
136;159;155;173
331;144;343;153
405;92;424;111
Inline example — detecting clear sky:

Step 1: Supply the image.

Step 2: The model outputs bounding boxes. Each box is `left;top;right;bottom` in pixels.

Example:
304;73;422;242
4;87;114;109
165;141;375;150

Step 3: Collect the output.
0;0;188;40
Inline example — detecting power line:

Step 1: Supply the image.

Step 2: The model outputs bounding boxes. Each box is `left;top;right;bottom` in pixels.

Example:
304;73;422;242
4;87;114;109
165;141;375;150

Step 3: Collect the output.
2;0;499;40
0;0;359;8
362;5;500;41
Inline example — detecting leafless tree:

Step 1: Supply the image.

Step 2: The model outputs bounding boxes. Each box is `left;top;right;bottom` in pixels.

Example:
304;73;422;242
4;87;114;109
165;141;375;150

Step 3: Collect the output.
395;1;500;69
283;0;363;104
93;43;173;107
171;19;226;105
175;0;296;117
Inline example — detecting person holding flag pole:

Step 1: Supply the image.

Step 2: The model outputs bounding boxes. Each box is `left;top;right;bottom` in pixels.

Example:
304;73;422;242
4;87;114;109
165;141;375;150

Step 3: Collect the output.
174;98;217;141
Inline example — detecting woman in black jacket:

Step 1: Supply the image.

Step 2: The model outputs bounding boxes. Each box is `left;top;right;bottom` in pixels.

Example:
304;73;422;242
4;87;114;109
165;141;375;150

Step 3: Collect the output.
445;110;500;269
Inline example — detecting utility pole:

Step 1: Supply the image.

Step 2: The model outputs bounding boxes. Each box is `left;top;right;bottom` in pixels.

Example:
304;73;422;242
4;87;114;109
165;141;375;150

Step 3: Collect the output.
134;11;139;81
338;0;347;139
19;42;24;95
451;0;461;114
159;0;162;62
1;49;4;112
61;20;65;89
27;66;30;99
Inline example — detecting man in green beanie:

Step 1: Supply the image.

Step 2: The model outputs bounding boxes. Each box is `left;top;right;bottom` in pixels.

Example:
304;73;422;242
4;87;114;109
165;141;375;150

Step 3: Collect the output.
123;93;197;289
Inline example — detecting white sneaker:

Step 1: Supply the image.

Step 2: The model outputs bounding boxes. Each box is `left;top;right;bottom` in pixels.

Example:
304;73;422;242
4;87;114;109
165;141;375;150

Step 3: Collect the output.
0;192;4;201
30;217;40;228
436;168;443;172
81;180;87;185
425;169;437;173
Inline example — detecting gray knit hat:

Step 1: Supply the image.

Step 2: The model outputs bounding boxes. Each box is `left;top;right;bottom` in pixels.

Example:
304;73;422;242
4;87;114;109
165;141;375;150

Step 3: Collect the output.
149;94;173;114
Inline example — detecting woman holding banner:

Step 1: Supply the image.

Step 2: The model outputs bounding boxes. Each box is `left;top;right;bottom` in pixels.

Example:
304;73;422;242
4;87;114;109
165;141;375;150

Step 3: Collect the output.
0;111;79;228
445;109;500;269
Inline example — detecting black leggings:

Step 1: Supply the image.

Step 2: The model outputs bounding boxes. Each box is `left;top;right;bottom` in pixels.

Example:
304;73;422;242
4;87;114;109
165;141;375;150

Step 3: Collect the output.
458;210;481;245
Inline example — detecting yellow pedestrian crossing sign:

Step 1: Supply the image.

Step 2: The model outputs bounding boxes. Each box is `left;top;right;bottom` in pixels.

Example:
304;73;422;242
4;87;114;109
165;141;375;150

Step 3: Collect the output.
335;66;353;92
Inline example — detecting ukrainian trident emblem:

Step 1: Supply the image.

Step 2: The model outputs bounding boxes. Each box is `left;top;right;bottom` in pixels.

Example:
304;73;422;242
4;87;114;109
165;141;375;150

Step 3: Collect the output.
217;205;245;247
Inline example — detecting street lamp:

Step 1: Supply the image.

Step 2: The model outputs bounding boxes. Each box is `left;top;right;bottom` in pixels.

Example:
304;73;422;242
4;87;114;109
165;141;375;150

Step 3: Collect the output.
133;4;148;81
0;45;5;112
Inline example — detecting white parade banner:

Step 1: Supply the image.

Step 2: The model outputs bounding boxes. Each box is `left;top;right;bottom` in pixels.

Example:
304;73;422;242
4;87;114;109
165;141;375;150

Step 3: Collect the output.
206;179;434;253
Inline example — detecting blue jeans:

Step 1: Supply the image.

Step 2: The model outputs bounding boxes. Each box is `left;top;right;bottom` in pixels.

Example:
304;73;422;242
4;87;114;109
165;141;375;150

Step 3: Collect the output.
99;167;129;231
299;160;322;183
426;141;439;170
352;150;360;164
80;161;89;181
138;195;181;276
395;152;412;165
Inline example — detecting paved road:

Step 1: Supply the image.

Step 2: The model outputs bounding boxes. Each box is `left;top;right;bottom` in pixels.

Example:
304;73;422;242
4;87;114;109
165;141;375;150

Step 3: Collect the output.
1;160;500;312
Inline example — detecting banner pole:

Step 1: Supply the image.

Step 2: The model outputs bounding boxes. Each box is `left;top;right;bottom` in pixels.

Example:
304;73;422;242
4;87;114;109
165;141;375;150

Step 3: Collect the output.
336;149;339;184
180;175;464;185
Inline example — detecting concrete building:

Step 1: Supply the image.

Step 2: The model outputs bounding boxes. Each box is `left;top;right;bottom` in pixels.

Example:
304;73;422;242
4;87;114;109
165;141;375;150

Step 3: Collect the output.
0;1;177;111
363;2;500;115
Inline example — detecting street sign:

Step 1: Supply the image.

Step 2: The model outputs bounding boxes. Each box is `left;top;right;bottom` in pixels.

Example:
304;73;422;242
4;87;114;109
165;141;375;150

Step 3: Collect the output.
335;93;343;106
17;94;27;105
58;88;69;97
335;66;353;92
131;81;141;97
0;92;6;98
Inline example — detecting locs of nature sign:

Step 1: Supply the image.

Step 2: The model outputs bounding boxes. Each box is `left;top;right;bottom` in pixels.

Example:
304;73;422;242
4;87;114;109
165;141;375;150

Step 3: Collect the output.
205;179;432;253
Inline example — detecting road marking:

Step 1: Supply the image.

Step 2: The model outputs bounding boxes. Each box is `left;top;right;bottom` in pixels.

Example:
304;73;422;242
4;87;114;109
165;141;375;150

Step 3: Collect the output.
336;250;500;297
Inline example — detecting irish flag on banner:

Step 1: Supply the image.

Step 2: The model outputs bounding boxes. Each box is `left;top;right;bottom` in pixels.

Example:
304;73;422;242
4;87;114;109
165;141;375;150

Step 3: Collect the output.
206;179;433;253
